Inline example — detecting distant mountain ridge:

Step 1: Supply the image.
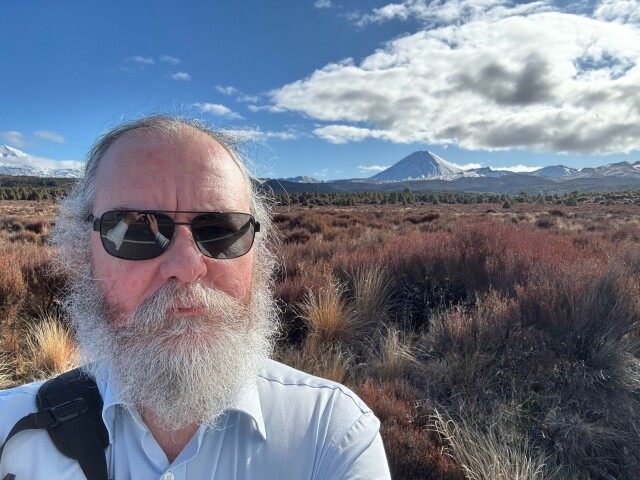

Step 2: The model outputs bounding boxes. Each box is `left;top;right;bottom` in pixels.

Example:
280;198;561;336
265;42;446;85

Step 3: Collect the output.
0;145;83;178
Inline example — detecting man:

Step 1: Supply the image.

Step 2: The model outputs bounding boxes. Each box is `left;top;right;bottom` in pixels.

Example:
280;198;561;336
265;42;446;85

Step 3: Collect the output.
0;116;391;479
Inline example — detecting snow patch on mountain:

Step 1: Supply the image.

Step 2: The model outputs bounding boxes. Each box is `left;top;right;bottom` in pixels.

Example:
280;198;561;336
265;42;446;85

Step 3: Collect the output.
0;145;83;178
532;165;579;177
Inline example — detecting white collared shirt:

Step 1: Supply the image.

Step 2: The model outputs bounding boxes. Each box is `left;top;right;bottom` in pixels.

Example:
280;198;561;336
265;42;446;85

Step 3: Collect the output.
0;360;391;479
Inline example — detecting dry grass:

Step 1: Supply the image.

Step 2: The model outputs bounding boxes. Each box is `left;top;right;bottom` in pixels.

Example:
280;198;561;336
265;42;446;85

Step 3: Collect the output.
275;344;354;384
26;315;78;378
5;200;640;478
296;281;361;356
350;264;394;324
432;409;560;480
371;326;418;382
0;354;13;389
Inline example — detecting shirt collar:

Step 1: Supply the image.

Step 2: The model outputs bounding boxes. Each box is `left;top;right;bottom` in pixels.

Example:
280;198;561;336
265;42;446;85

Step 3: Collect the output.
226;376;267;441
97;369;267;444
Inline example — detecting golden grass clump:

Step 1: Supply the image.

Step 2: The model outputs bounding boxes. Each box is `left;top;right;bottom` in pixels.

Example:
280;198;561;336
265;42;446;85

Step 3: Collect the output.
351;265;393;324
296;281;359;356
26;317;78;378
0;355;14;389
372;326;417;382
276;344;354;384
432;409;560;480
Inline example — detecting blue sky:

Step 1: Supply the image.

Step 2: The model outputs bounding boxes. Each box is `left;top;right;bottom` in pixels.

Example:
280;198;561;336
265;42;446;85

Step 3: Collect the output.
1;0;639;180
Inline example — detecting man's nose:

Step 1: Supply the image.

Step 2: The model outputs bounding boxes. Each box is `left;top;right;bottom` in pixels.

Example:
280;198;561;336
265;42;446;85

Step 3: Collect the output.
158;225;207;283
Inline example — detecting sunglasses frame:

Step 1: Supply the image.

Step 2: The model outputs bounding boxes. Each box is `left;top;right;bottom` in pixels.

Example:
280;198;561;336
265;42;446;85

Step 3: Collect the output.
86;210;260;261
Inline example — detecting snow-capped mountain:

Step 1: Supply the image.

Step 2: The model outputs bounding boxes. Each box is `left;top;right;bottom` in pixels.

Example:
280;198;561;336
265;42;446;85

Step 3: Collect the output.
466;167;513;178
0;145;83;178
576;162;640;178
280;176;323;184
371;151;463;181
0;145;29;158
533;165;579;177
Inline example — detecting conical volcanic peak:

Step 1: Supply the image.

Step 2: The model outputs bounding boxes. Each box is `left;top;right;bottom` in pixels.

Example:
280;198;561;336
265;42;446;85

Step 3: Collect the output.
371;151;463;181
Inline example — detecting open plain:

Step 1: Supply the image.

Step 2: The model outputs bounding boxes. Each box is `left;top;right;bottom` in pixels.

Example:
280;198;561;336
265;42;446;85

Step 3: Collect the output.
1;199;640;479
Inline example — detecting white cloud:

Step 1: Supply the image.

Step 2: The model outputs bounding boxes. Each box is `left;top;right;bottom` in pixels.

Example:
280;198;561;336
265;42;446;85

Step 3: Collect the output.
215;85;238;95
248;104;286;113
238;94;260;103
218;128;265;143
0;131;26;147
270;4;640;155
128;56;155;65
358;164;390;172
170;72;191;81
594;0;640;24
351;0;549;27
314;0;332;8
160;55;181;64
494;164;542;173
314;168;329;177
266;131;299;140
452;162;482;170
192;102;243;120
313;125;390;143
0;154;82;171
34;130;64;143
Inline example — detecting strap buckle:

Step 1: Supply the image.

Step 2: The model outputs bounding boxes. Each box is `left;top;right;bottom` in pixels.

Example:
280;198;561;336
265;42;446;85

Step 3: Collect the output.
35;398;89;428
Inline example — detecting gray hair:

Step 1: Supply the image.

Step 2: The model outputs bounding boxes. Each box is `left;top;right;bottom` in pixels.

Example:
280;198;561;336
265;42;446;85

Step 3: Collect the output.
51;115;277;282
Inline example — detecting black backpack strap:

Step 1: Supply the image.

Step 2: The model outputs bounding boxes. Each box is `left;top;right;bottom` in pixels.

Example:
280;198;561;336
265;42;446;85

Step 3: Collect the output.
0;368;109;480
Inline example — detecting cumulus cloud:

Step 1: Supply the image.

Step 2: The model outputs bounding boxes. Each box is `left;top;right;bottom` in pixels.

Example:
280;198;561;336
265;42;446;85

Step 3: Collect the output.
170;72;191;81
594;0;640;24
266;130;299;140
215;85;238;95
128;56;155;65
238;94;260;103
34;130;64;143
160;55;181;64
0;131;26;147
314;0;332;8
313;125;390;143
358;164;390;172
248;104;286;113
192;102;243;120
269;1;640;155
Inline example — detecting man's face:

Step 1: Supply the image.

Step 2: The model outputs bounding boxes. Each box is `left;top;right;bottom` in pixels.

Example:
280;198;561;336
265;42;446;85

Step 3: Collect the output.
91;128;255;324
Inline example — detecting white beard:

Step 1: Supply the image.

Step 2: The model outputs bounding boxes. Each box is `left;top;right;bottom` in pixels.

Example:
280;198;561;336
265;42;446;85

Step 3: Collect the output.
67;278;276;430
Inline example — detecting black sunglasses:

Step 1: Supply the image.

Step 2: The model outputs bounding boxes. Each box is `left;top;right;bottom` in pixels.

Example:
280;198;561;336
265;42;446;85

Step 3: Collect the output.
87;210;260;261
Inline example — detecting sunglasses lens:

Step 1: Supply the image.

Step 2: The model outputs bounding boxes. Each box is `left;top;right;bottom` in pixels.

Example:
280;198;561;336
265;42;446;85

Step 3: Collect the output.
192;213;256;259
99;211;175;260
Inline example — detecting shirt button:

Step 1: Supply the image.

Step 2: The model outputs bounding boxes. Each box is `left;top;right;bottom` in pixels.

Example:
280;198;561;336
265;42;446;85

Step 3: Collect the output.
163;473;175;480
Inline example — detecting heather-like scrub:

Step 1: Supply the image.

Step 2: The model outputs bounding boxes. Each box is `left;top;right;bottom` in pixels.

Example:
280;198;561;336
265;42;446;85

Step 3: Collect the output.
357;381;465;480
4;200;640;478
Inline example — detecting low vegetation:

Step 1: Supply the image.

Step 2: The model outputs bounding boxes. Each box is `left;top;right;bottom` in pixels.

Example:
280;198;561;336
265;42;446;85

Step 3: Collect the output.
2;199;640;479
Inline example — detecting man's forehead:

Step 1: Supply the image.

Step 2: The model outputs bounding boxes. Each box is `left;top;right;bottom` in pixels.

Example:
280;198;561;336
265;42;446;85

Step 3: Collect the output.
93;127;251;211
98;128;244;178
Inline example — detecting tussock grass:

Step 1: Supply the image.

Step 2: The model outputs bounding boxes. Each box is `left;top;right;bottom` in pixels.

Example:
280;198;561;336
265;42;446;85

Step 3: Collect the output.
371;326;417;382
351;265;393;324
432;409;559;480
26;315;78;378
296;281;360;355
275;344;354;384
0;355;14;389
